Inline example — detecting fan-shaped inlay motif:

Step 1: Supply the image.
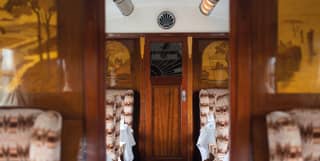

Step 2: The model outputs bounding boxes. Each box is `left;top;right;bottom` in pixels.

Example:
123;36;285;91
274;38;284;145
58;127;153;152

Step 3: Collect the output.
150;42;182;76
157;11;176;30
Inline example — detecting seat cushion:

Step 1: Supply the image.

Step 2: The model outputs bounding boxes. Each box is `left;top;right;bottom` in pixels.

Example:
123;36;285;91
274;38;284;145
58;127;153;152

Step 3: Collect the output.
266;111;303;161
0;109;43;161
0;109;62;161
289;109;320;160
105;89;135;161
30;111;62;161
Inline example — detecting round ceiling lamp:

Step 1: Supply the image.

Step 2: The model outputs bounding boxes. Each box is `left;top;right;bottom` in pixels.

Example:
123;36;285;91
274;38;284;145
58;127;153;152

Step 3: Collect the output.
200;0;220;16
113;0;134;16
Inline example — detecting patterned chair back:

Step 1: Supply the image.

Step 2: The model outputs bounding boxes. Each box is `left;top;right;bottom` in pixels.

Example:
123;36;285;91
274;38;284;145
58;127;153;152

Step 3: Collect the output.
0;108;62;161
199;89;230;160
105;89;134;161
267;109;320;161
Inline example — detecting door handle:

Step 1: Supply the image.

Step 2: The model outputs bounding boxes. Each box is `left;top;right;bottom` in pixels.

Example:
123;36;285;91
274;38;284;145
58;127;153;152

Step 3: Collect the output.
181;89;187;102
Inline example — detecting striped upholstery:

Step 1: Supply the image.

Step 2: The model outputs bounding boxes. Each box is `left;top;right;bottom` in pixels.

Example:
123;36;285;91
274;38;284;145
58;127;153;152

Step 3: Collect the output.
199;89;230;160
0;109;62;161
267;109;320;161
105;90;134;161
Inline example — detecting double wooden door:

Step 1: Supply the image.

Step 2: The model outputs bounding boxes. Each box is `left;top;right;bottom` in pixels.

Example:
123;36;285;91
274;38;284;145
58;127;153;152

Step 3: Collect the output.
142;37;191;161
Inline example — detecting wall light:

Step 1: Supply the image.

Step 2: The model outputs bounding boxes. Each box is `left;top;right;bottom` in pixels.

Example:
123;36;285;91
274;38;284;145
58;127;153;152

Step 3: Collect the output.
113;0;134;16
200;0;220;16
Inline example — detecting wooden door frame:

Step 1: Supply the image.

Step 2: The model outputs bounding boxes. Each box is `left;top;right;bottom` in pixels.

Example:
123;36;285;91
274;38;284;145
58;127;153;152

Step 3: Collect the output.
85;0;254;160
143;36;191;161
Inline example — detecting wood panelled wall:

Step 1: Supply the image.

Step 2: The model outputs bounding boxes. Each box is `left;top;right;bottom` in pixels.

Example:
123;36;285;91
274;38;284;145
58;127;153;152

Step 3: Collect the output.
105;37;143;161
229;0;252;161
192;36;229;161
250;0;320;160
83;0;106;160
93;0;281;161
152;86;182;157
105;34;229;161
28;0;87;161
84;0;320;161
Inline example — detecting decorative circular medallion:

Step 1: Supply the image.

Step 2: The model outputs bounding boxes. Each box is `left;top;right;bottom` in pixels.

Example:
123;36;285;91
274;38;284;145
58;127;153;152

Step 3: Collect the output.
157;11;176;30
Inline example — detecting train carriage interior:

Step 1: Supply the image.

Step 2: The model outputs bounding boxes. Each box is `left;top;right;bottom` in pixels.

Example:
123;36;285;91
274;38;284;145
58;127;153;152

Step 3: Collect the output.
1;0;320;161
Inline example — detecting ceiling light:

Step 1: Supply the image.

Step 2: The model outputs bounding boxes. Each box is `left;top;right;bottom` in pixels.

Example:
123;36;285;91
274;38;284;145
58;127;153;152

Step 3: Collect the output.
200;0;220;16
113;0;134;16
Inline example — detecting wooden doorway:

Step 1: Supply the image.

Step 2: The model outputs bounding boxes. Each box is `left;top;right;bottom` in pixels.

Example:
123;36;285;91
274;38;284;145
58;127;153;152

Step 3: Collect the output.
143;37;191;161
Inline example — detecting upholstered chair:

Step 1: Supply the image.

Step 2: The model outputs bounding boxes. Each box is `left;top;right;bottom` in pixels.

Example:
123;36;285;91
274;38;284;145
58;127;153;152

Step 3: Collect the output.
197;89;230;161
105;89;135;161
0;108;62;161
267;109;320;161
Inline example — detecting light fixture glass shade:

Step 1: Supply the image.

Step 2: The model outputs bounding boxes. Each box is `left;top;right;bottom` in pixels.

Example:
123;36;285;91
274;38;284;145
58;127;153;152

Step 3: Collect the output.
113;0;134;16
200;0;220;16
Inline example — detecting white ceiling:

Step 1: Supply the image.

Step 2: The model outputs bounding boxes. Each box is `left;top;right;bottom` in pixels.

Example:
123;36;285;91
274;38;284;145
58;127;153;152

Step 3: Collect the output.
105;0;229;33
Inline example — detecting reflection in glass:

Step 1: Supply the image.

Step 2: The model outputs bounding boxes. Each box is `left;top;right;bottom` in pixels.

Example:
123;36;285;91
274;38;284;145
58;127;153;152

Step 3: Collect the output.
265;57;276;94
150;42;182;77
0;0;62;106
0;48;28;105
277;0;320;93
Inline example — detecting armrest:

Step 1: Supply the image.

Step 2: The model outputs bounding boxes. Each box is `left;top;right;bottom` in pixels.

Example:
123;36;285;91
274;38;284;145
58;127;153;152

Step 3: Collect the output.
30;111;62;161
266;111;303;161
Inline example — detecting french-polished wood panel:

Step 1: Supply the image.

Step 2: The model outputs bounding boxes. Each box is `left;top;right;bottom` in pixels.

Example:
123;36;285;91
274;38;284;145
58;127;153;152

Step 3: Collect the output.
251;117;269;161
106;33;229;39
144;37;189;161
229;0;252;161
152;86;182;157
29;92;83;119
83;0;105;160
61;120;83;161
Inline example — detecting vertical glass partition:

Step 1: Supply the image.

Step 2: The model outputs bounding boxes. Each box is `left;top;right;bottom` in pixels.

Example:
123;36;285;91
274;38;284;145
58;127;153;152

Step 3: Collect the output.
0;1;86;161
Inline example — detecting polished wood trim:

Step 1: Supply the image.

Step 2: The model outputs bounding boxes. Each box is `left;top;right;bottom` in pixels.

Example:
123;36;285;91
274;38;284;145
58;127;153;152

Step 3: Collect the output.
230;0;252;161
187;48;193;161
140;37;146;59
83;0;105;160
187;37;193;59
151;77;182;85
106;33;229;39
181;36;190;161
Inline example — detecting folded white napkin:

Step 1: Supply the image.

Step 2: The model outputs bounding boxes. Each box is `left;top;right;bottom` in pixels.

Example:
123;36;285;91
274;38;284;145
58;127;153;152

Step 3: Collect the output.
197;114;216;161
120;118;136;161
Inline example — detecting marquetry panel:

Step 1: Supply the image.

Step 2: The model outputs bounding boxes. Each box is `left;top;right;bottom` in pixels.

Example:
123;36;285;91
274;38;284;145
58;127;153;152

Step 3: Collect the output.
152;85;182;157
193;38;229;91
105;39;140;89
276;0;320;93
62;120;84;161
